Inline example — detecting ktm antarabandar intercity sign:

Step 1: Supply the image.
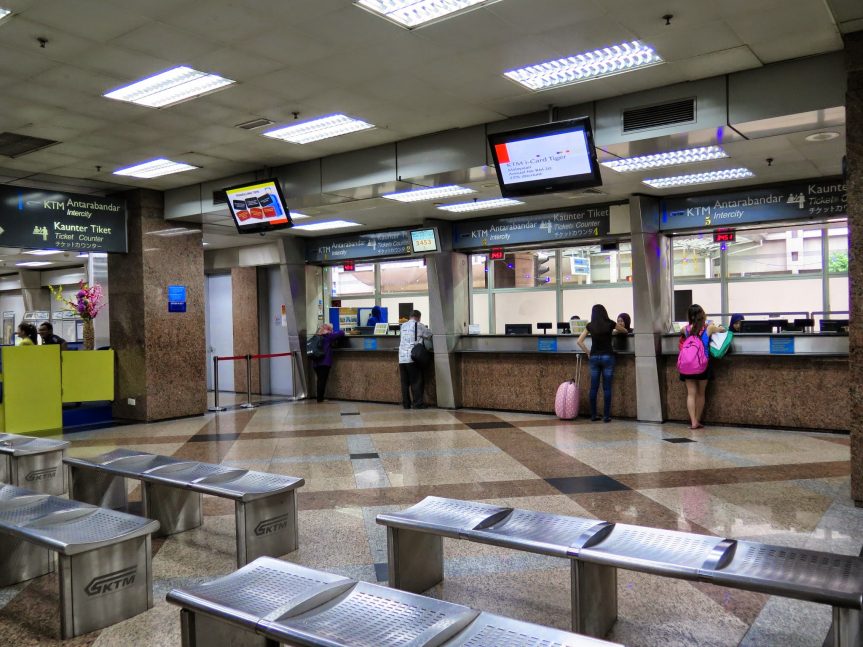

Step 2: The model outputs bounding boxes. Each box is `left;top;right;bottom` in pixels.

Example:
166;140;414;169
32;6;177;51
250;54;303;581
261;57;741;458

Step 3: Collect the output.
0;185;127;252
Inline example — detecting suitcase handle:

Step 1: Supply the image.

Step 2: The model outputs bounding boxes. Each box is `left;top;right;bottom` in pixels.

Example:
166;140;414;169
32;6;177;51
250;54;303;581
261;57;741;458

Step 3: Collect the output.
574;353;583;389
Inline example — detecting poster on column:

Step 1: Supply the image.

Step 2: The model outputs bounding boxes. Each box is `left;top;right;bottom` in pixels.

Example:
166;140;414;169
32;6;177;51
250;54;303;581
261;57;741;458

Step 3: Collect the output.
659;178;846;231
0;185;127;252
452;204;613;250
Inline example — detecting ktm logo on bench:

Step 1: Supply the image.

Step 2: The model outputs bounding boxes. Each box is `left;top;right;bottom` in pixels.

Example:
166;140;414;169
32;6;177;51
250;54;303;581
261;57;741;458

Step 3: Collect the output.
25;467;57;482
254;513;292;536
85;566;137;596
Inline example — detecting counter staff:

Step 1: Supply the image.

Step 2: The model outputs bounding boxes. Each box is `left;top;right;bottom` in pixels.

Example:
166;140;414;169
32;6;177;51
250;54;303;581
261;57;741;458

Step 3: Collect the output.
38;322;68;351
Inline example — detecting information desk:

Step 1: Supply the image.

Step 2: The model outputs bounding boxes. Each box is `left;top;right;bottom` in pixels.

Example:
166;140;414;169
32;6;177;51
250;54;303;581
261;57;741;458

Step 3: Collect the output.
0;346;115;434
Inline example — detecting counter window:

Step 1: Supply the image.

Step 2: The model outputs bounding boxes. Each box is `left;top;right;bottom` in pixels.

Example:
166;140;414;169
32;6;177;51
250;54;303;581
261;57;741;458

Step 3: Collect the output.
471;254;488;289
380;259;429;293
330;263;374;296
672;235;722;317
493;250;557;287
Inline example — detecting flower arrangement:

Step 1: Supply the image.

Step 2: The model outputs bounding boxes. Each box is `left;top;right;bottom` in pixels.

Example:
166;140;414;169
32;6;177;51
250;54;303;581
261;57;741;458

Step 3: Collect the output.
49;280;106;320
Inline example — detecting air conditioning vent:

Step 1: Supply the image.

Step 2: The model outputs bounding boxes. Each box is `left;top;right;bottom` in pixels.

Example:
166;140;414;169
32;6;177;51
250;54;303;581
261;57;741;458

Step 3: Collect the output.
0;132;59;158
212;190;227;205
235;118;274;130
622;98;695;133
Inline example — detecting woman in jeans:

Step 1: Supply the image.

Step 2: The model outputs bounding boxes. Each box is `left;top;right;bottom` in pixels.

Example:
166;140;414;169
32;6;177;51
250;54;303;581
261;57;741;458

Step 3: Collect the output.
578;304;626;422
311;323;344;403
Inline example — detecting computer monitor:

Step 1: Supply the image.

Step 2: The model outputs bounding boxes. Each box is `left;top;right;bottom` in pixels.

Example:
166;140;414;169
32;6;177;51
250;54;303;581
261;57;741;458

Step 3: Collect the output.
740;320;774;333
769;319;789;331
504;324;533;335
537;322;552;334
789;318;814;332
820;319;849;333
557;322;571;334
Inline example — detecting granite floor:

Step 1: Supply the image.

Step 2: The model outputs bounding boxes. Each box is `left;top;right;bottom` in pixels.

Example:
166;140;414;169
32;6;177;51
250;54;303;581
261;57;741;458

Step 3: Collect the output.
1;395;859;646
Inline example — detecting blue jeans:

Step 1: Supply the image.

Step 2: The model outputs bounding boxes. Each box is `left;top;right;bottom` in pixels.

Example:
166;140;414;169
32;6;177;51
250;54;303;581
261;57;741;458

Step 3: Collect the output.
589;354;615;419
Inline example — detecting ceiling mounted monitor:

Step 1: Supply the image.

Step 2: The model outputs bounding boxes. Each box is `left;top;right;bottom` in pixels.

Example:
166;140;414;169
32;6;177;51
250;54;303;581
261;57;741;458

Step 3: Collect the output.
224;178;293;235
487;118;602;198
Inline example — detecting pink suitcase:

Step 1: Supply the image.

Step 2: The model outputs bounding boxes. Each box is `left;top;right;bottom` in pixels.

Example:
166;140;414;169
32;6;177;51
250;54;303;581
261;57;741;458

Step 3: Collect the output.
554;354;583;420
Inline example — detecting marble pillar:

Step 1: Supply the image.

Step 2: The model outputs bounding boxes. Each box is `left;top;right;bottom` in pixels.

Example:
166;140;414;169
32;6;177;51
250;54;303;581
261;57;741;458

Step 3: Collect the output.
231;266;261;394
847;32;863;506
109;189;207;422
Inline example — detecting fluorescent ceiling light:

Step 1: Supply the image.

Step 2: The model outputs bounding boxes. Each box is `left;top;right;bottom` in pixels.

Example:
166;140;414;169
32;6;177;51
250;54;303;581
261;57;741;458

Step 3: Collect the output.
292;220;362;231
643;168;754;189
505;41;662;91
289;211;311;220
355;0;501;29
23;249;62;256
77;253;89;258
437;198;524;213
104;66;235;108
16;261;53;267
0;8;11;22
383;185;475;202
113;158;199;178
602;146;728;173
263;114;374;144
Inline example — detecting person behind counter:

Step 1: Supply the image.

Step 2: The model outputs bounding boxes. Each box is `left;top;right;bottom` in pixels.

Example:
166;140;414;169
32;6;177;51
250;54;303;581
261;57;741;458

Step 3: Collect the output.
366;306;383;328
38;322;68;350
616;313;633;334
399;310;432;409
311;323;345;403
16;322;37;346
730;313;745;332
679;304;726;430
578;304;621;422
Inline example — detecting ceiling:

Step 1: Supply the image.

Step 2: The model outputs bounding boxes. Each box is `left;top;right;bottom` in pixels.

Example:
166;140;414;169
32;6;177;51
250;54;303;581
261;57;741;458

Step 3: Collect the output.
0;0;859;253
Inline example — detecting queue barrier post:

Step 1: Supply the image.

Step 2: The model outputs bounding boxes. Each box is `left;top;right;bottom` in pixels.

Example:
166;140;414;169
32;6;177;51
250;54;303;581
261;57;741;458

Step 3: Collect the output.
208;355;226;412
240;354;257;409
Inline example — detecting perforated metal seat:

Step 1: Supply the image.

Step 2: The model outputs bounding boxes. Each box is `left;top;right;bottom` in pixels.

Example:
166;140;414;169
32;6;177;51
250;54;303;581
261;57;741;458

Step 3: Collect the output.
468;509;609;558
263;581;479;647
166;557;354;631
0;433;68;456
0;484;36;500
442;612;618;647
189;471;305;502
18;507;159;555
0;493;83;527
699;540;863;609
577;523;724;579
144;461;243;486
66;449;182;476
376;496;513;538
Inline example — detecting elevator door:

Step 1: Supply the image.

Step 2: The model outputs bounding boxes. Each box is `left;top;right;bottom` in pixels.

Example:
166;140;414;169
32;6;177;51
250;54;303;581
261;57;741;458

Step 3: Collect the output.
206;274;234;392
267;267;293;396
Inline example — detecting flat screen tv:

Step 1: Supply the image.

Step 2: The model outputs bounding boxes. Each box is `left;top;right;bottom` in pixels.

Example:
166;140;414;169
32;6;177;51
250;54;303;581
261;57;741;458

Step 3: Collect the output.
410;228;440;254
224;178;293;234
487;117;602;198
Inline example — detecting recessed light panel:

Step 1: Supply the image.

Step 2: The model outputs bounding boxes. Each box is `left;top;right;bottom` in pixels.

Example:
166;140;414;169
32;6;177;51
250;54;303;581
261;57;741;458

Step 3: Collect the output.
0;8;11;23
437;198;524;213
16;261;53;267
104;66;235;108
289;211;311;220
263;114;374;144
114;159;199;179
23;249;62;256
643;168;754;189
355;0;501;29
292;220;362;231
505;41;662;91
602;146;728;173
383;185;475;202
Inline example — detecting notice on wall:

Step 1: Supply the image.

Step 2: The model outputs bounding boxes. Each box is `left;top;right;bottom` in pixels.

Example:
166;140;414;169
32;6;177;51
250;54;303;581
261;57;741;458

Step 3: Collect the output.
168;285;187;313
660;179;846;231
306;230;413;263
452;204;613;250
0;185;127;252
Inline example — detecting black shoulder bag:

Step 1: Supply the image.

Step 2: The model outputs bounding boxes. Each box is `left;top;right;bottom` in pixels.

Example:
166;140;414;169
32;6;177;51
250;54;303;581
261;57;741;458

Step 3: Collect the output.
410;321;432;367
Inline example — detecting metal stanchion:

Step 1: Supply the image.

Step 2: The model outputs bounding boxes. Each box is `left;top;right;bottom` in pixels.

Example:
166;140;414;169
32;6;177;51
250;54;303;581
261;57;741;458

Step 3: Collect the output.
240;354;257;409
208;356;226;412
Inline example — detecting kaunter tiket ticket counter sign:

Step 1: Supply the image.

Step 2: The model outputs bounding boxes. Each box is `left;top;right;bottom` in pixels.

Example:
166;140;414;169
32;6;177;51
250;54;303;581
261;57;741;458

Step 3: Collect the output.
0;185;127;252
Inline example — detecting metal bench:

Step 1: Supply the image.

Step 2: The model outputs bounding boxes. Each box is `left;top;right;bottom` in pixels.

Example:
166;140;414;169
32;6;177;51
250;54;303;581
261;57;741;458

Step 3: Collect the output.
64;448;304;567
0;432;69;495
0;483;159;638
167;557;619;647
377;496;863;646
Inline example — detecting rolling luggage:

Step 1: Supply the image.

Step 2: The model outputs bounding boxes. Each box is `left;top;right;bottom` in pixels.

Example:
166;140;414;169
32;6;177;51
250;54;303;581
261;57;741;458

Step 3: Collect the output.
554;354;583;420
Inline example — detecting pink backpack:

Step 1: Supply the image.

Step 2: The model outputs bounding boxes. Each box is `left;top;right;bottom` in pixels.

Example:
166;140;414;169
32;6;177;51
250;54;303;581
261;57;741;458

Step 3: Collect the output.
677;325;708;375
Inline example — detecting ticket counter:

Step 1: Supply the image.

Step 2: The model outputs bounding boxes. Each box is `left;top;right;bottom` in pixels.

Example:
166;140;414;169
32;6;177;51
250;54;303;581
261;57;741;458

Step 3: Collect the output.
0;346;115;434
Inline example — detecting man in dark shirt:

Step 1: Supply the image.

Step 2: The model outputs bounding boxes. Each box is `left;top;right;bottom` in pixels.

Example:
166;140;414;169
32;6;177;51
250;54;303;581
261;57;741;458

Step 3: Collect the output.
38;322;68;350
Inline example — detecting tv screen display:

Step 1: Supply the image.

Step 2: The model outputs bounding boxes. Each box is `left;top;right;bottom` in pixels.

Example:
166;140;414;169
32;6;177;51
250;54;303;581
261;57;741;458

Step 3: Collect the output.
488;118;602;198
410;228;439;254
224;178;293;234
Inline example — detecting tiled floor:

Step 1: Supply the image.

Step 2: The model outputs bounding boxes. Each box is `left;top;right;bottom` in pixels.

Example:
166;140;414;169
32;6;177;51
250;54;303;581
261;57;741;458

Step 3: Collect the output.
1;395;859;646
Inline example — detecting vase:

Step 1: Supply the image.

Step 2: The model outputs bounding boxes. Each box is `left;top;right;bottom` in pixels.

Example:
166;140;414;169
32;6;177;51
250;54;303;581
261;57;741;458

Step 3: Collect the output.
83;319;95;351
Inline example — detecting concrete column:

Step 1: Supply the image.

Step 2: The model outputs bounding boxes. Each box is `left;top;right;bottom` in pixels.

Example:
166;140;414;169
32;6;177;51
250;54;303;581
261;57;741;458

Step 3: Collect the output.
278;237;309;400
425;221;469;408
846;31;863;506
629;195;673;422
230;266;261;394
108;189;206;421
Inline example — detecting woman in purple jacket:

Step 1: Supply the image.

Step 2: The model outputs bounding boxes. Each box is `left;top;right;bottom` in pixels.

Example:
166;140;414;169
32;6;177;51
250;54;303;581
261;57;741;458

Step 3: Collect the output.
312;323;345;403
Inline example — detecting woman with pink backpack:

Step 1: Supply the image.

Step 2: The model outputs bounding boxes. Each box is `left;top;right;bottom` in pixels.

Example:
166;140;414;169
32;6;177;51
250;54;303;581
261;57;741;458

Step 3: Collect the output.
678;304;726;429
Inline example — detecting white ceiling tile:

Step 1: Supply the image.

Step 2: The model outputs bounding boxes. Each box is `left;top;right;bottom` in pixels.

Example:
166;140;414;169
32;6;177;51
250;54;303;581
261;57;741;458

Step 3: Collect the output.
601;0;721;37
0;16;98;62
673;46;762;82
647;21;743;62
487;0;606;33
101;0;201;21
33;65;124;97
724;1;837;44
161;0;280;44
0;43;56;78
19;0;150;42
109;22;221;61
188;47;286;82
747;30;844;64
72;45;175;81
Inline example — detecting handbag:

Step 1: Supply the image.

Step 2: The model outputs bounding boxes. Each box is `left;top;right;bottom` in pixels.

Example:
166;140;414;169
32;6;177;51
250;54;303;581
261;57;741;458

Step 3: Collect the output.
410;322;432;366
709;330;733;358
